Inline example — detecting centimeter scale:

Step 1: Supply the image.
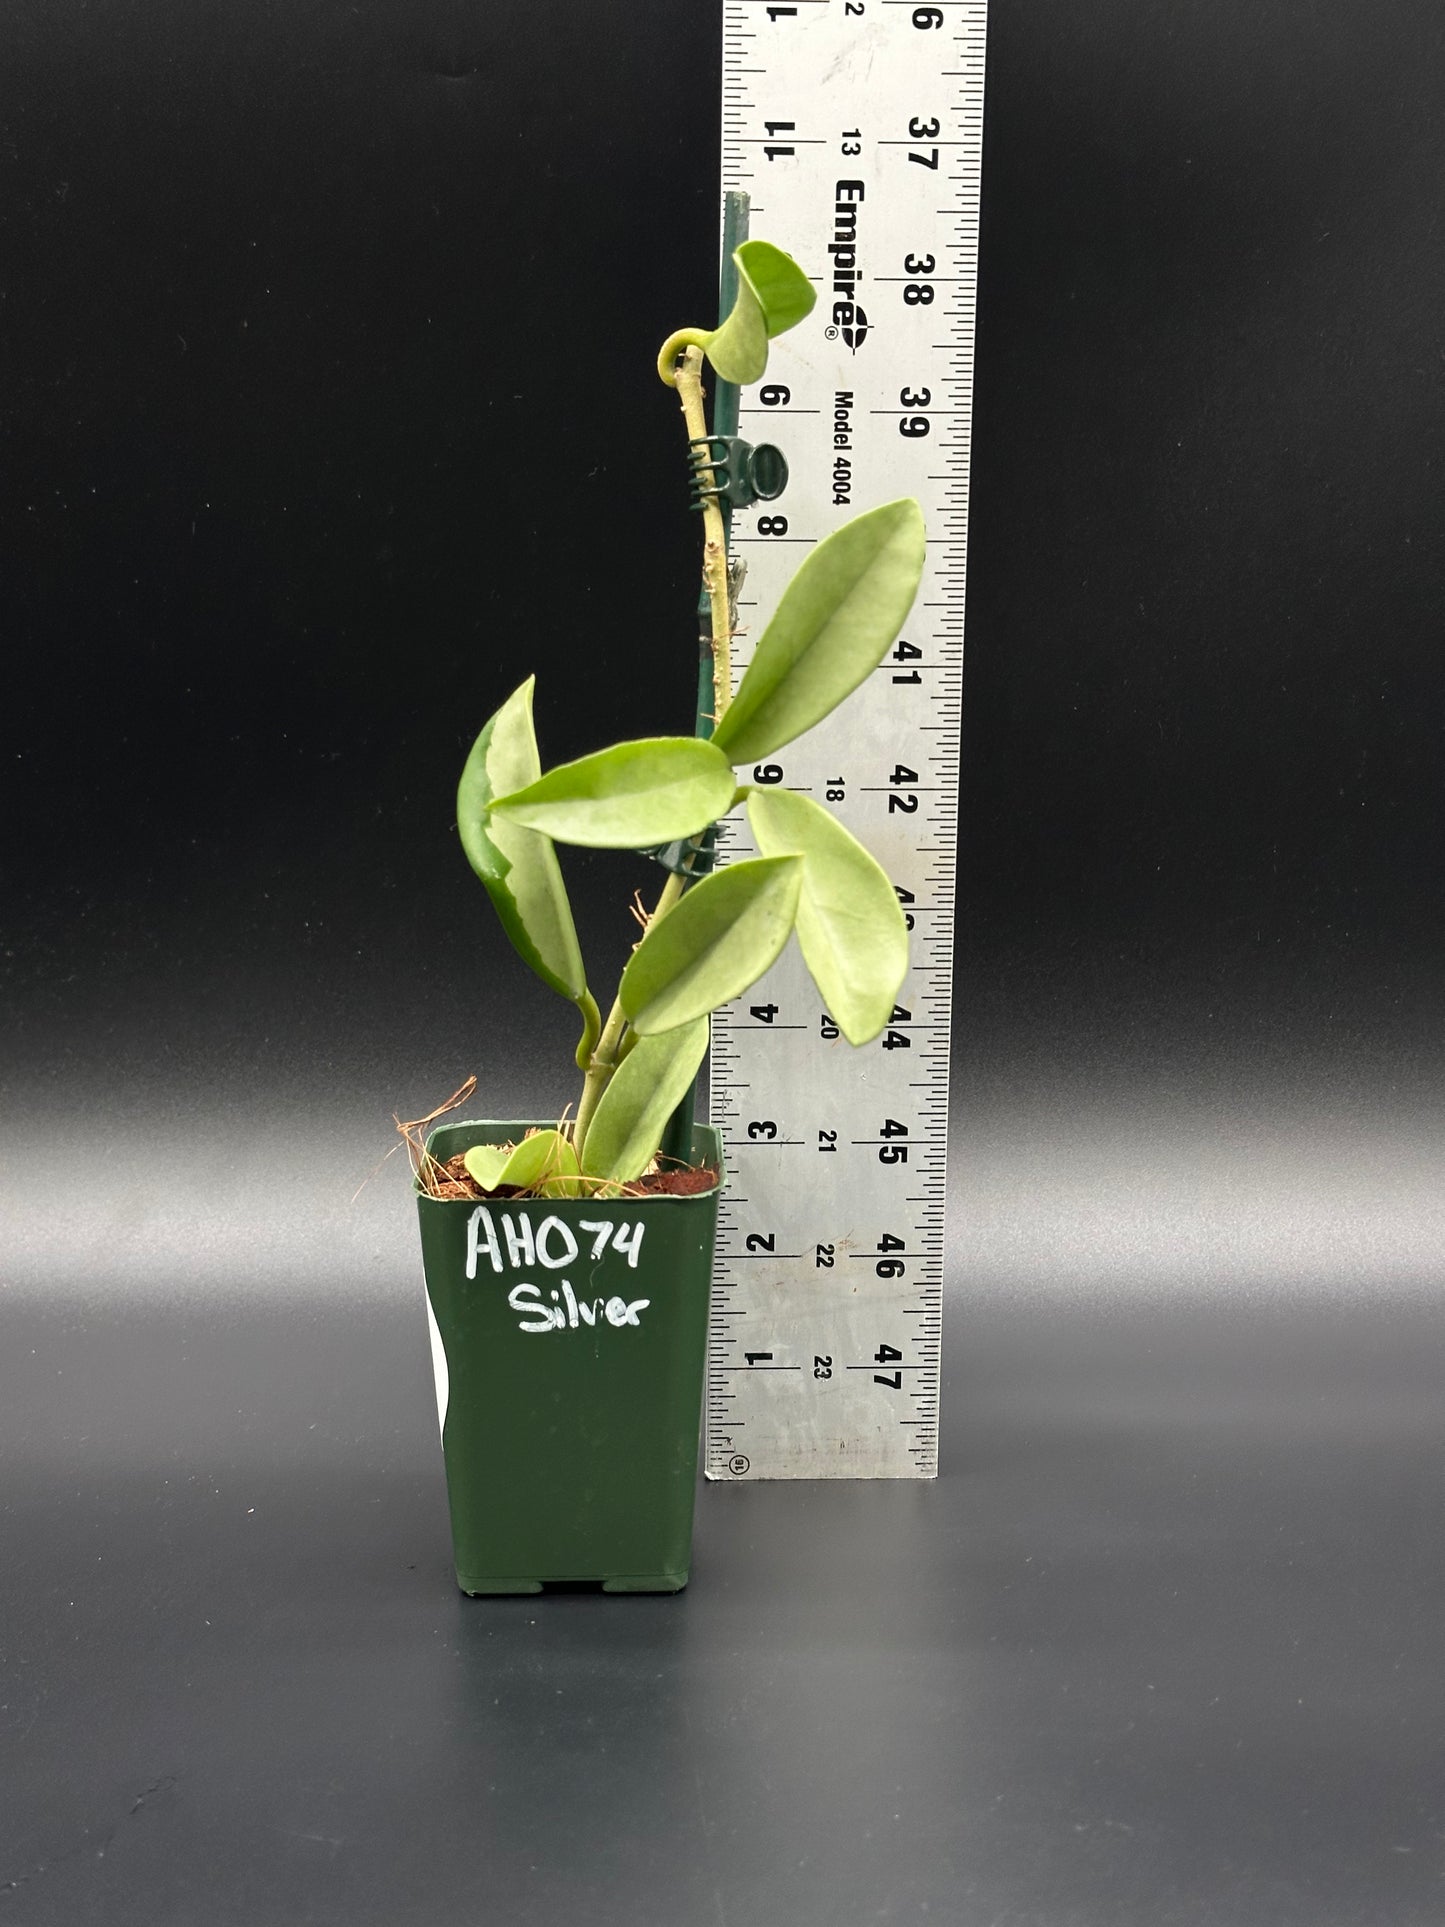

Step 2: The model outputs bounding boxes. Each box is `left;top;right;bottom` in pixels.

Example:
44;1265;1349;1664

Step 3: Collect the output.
704;0;986;1479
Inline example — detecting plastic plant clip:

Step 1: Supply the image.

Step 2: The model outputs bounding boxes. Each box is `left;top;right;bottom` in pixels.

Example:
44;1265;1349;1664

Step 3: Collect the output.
688;434;790;513
644;825;719;881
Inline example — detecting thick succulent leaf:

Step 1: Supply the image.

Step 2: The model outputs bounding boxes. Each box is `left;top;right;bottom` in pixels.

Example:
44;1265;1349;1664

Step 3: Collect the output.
497;1129;575;1192
457;678;587;1001
705;241;817;385
462;1143;510;1191
740;238;817;335
464;1129;580;1198
528;1133;585;1200
748;788;908;1045
580;1017;711;1183
711;500;926;765
490;738;736;850
621;856;803;1036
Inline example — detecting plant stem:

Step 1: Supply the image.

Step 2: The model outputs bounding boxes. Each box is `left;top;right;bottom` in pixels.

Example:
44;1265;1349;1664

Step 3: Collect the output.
673;346;733;725
572;869;685;1161
655;326;714;385
571;350;737;1166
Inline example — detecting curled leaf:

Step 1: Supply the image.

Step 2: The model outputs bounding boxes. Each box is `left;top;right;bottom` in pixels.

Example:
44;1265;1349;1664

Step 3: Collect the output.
457;678;587;1003
705;240;817;384
462;1143;510;1191
463;1129;582;1199
496;1129;574;1193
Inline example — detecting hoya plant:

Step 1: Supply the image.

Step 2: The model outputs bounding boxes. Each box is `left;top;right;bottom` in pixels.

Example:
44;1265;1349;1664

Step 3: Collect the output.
449;240;925;1198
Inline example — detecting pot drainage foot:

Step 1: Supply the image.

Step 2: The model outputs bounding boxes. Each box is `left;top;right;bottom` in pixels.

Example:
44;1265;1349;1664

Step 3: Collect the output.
456;1574;688;1595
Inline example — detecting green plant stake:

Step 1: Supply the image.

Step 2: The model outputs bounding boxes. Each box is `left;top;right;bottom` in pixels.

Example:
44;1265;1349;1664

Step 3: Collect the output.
660;188;750;1169
415;229;927;1593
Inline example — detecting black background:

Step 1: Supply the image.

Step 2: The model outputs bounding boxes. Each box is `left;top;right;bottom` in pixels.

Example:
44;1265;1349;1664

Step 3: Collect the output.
4;1;1443;1922
5;0;1443;1122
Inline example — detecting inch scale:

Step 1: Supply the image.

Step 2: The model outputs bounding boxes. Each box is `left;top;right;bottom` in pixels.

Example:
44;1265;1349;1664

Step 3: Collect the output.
705;0;985;1480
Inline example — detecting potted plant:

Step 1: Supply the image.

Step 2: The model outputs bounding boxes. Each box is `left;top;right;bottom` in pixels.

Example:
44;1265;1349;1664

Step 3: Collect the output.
409;233;925;1594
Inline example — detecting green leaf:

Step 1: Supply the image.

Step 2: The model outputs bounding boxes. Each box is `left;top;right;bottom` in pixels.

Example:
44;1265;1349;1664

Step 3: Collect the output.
705;241;817;385
464;1129;582;1198
462;1143;510;1191
621;856;803;1035
580;1017;711;1183
457;678;587;1002
711;500;926;765
491;738;737;850
747;789;908;1045
527;1133;585;1200
497;1129;574;1192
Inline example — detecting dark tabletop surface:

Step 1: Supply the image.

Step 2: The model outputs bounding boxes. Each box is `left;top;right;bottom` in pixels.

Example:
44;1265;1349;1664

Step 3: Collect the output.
5;1239;1442;1926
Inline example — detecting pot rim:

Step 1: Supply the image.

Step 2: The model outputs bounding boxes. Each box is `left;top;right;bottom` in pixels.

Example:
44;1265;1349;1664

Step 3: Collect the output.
417;1118;724;1204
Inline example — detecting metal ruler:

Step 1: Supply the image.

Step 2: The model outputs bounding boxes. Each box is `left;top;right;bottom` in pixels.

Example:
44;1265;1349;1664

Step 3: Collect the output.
705;0;985;1480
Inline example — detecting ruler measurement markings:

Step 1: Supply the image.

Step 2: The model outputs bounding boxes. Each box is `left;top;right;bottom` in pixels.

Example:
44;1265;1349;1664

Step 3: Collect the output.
709;0;983;1481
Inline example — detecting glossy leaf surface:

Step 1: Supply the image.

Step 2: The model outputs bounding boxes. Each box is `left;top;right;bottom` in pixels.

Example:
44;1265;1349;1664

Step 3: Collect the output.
621;856;803;1036
705;241;817;384
491;738;736;850
456;679;586;1001
748;788;908;1045
580;1017;711;1183
711;500;926;765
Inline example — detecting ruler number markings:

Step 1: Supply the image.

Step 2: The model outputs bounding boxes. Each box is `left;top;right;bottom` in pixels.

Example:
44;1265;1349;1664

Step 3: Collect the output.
708;0;985;1480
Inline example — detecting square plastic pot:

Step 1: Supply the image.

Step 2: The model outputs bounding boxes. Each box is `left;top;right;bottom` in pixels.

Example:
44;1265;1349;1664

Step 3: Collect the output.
416;1119;723;1595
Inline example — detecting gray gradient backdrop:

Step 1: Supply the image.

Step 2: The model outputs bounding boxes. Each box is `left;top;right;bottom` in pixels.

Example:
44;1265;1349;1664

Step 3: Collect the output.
4;0;1443;1921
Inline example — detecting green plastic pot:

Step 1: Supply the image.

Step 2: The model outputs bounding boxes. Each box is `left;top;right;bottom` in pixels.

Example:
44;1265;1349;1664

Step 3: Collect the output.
416;1119;723;1595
